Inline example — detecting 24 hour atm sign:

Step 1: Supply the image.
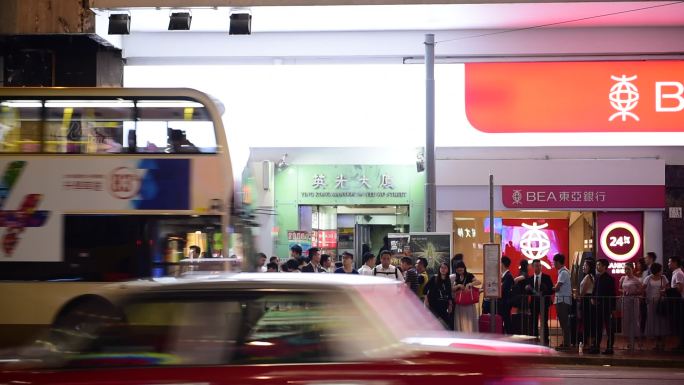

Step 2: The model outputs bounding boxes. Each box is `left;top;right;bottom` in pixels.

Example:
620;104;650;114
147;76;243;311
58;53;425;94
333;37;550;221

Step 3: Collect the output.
465;61;684;133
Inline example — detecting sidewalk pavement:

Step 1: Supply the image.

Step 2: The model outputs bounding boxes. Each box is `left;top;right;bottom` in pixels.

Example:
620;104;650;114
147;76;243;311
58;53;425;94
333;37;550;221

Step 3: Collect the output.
539;347;684;368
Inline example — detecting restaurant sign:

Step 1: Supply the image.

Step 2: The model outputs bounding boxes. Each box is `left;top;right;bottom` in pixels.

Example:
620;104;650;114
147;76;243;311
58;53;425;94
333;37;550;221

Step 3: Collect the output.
502;185;664;209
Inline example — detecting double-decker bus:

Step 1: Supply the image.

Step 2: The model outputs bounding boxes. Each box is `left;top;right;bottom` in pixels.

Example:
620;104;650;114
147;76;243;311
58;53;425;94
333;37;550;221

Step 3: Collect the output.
0;87;244;348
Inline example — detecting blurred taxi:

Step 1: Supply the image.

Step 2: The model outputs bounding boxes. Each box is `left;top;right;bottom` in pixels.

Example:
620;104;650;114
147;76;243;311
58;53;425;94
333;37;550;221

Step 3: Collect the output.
0;274;554;385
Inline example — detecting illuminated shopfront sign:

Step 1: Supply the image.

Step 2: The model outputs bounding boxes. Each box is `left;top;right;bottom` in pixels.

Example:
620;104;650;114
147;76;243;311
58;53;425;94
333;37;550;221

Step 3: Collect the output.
502;218;569;280
599;221;642;262
295;165;415;205
502;185;664;209
596;212;643;275
465;61;684;133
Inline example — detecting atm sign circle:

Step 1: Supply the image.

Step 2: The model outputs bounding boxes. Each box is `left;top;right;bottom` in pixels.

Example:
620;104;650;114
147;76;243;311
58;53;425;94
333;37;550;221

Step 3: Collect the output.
600;221;641;262
109;167;141;200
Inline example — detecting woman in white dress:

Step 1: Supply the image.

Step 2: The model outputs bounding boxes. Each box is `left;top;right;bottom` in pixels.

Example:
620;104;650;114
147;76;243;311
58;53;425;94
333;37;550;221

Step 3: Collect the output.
451;261;481;332
619;262;642;351
643;262;669;351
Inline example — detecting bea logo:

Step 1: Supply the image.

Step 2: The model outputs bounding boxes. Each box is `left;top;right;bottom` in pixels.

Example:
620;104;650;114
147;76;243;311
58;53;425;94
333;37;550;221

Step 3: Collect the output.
610;74;684;122
109;167;141;199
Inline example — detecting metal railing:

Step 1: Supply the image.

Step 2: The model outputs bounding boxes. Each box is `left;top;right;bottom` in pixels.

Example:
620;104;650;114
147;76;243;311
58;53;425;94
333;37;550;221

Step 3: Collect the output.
492;294;684;352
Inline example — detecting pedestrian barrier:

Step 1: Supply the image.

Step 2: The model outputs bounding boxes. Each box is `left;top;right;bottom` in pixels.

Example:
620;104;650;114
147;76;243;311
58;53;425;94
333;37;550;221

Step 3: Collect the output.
490;294;684;353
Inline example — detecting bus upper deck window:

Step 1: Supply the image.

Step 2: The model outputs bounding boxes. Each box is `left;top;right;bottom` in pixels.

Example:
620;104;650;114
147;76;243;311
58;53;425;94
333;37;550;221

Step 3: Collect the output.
136;100;217;154
44;99;134;154
0;100;42;153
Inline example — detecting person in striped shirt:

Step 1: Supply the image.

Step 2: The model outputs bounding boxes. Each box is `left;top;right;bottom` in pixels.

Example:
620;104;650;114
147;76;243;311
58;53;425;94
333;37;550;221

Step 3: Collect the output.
401;256;419;295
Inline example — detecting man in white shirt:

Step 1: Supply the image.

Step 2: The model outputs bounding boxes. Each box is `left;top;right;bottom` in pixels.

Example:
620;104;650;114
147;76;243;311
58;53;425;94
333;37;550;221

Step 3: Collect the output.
372;250;404;281
358;252;376;276
553;253;572;349
669;256;684;297
256;252;268;272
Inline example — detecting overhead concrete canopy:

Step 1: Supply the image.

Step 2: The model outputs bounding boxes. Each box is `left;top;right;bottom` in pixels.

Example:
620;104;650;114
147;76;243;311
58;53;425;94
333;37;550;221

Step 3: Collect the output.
90;1;684;60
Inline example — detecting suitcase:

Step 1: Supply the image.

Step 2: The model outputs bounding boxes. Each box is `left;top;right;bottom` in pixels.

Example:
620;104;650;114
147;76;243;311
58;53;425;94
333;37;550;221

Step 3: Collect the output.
478;313;504;334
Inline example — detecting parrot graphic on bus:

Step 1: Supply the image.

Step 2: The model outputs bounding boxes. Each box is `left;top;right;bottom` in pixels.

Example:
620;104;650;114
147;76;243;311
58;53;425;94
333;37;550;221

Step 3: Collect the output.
0;161;50;257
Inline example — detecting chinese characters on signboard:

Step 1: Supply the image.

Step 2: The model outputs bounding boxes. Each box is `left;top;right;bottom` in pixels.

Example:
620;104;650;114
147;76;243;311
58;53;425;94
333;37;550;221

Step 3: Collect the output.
503;185;664;209
311;173;394;190
456;227;477;238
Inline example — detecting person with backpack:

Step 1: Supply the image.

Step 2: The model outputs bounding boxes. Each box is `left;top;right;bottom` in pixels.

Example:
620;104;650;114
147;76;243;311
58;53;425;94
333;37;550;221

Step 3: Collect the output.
372;250;404;281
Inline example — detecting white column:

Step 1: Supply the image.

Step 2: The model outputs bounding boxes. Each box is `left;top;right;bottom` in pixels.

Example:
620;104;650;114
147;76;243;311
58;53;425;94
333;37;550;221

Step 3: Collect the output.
436;211;453;234
643;211;663;263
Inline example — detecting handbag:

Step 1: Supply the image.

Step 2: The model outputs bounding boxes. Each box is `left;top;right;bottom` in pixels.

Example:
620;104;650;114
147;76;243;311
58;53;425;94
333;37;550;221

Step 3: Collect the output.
455;286;480;306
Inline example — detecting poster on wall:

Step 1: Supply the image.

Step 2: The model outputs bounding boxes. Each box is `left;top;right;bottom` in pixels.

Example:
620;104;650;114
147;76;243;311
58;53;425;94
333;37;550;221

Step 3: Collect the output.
388;233;411;254
311;230;337;257
596;212;643;276
501;219;569;288
287;230;312;253
409;232;452;276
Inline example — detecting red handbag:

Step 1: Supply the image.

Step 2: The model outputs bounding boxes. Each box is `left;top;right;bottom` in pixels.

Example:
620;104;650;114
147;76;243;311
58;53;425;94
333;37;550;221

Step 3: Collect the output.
455;287;480;306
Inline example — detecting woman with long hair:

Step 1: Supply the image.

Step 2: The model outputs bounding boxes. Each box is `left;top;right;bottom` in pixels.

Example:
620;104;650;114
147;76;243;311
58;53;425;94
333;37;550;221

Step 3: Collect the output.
424;262;453;328
451;261;481;332
579;258;596;351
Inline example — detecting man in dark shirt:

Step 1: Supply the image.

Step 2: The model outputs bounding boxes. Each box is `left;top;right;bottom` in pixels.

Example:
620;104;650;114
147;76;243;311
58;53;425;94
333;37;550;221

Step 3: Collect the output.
290;245;303;262
400;256;419;295
301;247;326;273
498;256;515;334
590;258;616;354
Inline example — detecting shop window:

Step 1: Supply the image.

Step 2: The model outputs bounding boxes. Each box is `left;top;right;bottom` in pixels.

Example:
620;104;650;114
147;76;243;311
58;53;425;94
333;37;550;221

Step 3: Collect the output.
453;215;502;274
0;100;42;153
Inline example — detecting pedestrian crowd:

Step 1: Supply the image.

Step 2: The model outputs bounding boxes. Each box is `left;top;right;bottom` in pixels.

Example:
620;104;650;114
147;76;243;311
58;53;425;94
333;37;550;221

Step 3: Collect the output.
255;246;684;353
497;252;684;354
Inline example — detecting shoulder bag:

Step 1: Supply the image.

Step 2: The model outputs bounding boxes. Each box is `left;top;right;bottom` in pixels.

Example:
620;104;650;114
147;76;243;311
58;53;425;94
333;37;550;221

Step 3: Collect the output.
455;286;480;306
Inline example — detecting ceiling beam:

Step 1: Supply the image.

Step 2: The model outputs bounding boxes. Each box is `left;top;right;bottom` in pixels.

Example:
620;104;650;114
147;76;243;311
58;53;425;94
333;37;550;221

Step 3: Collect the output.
91;0;652;9
120;27;684;63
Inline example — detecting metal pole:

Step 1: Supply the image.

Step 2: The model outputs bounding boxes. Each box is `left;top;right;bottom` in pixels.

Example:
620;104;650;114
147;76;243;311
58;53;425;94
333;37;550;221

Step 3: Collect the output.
490;174;496;333
425;34;436;233
489;174;494;244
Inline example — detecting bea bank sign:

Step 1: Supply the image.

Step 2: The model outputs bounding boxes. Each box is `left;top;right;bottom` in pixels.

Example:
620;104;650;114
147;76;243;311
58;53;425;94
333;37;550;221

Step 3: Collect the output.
465;61;684;133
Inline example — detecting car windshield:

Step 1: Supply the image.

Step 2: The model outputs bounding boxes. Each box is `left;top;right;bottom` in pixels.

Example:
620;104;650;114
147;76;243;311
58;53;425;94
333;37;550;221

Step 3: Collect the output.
357;282;447;339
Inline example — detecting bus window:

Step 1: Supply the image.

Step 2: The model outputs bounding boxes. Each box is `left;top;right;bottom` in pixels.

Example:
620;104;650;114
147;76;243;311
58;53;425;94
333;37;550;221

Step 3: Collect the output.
135;100;217;154
44;99;134;154
0;100;42;153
